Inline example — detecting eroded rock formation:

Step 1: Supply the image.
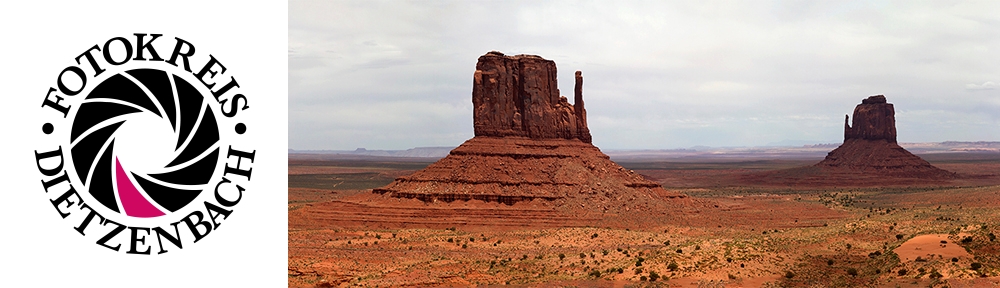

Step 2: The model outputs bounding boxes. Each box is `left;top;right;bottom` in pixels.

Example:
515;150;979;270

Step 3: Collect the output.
472;51;591;143
375;52;683;207
844;95;897;143
817;95;954;178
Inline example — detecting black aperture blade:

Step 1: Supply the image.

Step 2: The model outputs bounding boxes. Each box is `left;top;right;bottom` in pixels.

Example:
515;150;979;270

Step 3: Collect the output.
131;173;202;212
89;139;120;213
86;74;161;118
173;75;204;150
167;109;219;167
151;148;219;185
127;69;176;130
70;102;139;143
71;121;124;186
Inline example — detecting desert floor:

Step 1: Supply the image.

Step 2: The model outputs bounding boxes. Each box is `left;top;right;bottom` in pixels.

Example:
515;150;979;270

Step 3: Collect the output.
289;153;1000;287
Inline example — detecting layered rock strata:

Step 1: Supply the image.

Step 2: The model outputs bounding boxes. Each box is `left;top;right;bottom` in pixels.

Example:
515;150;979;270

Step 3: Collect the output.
375;52;681;205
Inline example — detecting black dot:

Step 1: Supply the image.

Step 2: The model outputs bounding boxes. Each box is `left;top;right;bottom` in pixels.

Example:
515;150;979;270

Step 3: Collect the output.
42;123;54;134
235;123;246;134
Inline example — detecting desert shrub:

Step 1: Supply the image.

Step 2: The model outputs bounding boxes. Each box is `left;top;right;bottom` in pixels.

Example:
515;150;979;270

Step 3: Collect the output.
726;257;733;263
579;253;586;259
929;270;942;279
972;262;983;270
695;245;701;250
896;234;904;240
898;269;907;276
668;262;679;271
617;267;624;273
962;236;973;244
827;259;834;266
602;250;609;256
591;233;599;239
649;271;660;281
634;267;642;274
461;244;467;249
990;233;996;242
664;240;670;246
846;268;858;276
447;238;453;243
558;253;565;260
728;274;737;280
952;257;959;262
676;249;683;254
915;256;926;262
589;270;601;278
868;251;882;258
784;271;795;279
639;276;647;281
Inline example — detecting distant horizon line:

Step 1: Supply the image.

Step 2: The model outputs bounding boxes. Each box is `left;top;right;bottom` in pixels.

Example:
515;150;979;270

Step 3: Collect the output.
289;140;1000;153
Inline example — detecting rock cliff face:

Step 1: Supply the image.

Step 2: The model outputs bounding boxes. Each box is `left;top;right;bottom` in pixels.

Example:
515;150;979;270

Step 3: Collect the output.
844;95;897;143
472;51;591;143
818;95;953;179
374;52;683;207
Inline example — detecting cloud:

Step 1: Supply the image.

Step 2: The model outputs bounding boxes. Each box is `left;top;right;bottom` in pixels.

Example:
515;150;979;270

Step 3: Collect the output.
290;1;1000;150
966;81;1000;91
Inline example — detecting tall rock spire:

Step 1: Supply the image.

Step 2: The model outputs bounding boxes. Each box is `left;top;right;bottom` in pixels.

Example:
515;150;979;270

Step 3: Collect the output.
472;51;592;143
844;95;897;143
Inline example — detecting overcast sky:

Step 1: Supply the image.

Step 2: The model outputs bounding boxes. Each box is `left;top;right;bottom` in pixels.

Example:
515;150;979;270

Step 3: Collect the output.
290;1;1000;150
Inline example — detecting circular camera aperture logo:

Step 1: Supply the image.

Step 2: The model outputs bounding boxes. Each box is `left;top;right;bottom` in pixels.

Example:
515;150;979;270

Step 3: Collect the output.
34;33;254;255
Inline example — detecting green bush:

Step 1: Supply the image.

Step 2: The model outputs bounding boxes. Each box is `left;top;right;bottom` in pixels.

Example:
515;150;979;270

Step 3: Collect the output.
589;270;601;278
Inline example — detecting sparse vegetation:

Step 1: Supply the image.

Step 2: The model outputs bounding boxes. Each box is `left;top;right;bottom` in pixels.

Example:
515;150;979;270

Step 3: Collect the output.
290;154;1000;287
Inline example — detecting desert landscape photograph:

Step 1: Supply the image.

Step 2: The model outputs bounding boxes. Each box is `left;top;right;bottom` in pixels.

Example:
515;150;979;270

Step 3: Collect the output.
289;1;1000;287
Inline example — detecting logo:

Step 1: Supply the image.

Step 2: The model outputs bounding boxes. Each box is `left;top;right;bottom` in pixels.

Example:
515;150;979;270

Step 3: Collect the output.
34;34;254;255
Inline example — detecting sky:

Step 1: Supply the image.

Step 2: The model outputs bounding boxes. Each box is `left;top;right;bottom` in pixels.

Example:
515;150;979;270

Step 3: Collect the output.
289;1;1000;150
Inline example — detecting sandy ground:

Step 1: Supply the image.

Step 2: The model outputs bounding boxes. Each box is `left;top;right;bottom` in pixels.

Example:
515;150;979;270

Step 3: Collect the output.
289;157;1000;287
894;234;972;262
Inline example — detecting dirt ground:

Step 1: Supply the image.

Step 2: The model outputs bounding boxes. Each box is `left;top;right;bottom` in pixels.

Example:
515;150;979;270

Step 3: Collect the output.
289;153;1000;287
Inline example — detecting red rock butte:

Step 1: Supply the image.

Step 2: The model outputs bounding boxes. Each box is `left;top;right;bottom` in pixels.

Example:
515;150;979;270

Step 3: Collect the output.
816;95;954;178
374;51;684;206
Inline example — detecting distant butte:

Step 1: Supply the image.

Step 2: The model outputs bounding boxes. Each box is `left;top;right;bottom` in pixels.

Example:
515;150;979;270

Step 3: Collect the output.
816;95;954;178
374;51;685;210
